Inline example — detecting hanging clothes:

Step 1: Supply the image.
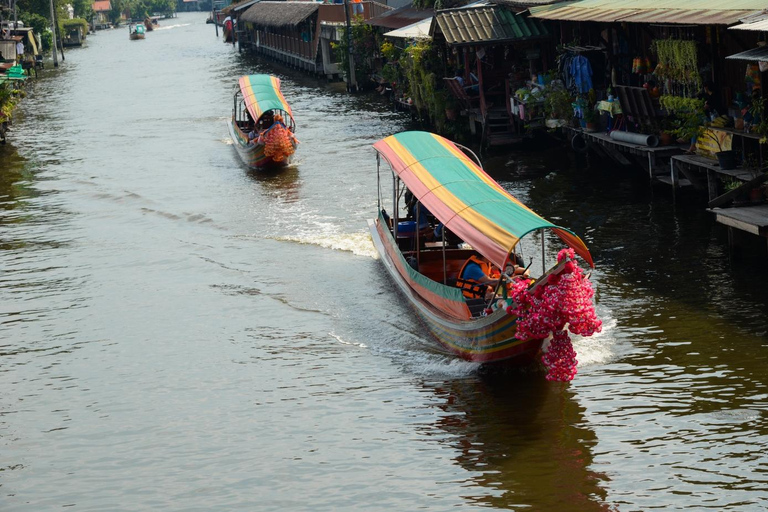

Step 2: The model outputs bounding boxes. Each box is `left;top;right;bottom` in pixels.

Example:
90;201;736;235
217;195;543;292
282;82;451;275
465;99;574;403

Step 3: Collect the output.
569;55;593;94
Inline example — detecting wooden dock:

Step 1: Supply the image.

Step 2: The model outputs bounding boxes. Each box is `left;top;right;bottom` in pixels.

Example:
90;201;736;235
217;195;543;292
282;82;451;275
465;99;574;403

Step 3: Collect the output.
668;153;762;200
708;204;768;252
567;127;687;177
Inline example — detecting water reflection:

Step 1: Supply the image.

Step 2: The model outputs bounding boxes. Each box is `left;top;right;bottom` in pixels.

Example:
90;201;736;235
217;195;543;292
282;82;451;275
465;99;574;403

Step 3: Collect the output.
426;375;615;511
245;164;301;203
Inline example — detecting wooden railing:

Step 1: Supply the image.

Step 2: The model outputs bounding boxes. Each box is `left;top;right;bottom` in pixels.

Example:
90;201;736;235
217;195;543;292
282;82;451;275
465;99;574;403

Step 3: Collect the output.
257;30;313;60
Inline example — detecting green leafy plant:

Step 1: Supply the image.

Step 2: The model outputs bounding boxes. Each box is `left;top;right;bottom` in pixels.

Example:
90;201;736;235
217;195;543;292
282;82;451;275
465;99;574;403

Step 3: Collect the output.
659;95;705;141
332;18;379;85
544;88;573;120
651;39;701;96
583;107;599;124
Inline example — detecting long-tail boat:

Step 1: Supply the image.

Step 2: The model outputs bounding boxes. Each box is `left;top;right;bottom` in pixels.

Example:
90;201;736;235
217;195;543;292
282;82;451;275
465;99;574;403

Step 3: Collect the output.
228;75;298;170
368;131;596;365
128;23;145;40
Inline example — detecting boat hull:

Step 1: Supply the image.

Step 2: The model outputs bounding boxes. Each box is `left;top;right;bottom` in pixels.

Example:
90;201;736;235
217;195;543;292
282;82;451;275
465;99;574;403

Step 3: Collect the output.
227;118;293;170
368;217;544;364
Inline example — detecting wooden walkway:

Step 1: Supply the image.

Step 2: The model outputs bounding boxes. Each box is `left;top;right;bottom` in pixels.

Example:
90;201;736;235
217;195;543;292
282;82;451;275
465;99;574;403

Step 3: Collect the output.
567;127;686;177
708;204;768;252
668;153;762;200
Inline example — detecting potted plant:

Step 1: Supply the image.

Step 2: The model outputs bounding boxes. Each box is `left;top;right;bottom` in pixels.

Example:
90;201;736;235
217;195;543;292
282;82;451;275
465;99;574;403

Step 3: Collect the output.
699;129;737;169
544;87;573;127
583;107;599;132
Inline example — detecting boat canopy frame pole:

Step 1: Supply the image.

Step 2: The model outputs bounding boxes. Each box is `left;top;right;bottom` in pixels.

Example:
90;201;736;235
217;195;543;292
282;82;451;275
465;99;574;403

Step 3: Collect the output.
541;231;545;275
455;142;483;169
415;203;420;265
393;174;399;240
442;225;447;285
376;153;381;212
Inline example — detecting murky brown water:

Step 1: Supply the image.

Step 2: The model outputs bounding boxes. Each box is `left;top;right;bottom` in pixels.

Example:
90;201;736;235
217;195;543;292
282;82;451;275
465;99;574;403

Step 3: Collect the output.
2;12;767;511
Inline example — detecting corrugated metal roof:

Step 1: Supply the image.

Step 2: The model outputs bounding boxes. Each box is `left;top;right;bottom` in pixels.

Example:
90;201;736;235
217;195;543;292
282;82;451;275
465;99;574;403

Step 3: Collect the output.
488;0;561;6
726;46;768;61
367;5;433;29
433;6;549;46
730;10;768;30
529;0;767;25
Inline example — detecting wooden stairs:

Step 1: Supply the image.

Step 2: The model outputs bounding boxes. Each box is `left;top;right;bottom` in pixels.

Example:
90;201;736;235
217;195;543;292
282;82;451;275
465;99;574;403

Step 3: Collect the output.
484;107;518;146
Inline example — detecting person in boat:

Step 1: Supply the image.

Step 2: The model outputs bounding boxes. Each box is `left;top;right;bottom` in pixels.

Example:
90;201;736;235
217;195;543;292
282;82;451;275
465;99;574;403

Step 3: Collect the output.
504;253;529;278
457;254;501;300
247;113;275;145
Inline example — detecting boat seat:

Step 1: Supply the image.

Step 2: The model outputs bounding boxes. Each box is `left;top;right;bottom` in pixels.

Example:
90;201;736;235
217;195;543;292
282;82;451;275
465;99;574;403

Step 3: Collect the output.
465;298;487;318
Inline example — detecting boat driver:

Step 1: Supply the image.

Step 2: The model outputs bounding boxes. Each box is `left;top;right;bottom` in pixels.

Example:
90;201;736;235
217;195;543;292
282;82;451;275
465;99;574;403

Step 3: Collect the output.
457;254;500;300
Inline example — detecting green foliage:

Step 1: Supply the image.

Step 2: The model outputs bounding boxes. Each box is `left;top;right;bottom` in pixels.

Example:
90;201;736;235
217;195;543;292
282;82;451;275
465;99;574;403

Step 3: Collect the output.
19;11;50;36
0;83;21;123
583;107;599;124
651;39;701;96
71;0;94;20
400;39;449;129
332;18;379;84
543;88;572;120
60;18;89;35
659;95;705;140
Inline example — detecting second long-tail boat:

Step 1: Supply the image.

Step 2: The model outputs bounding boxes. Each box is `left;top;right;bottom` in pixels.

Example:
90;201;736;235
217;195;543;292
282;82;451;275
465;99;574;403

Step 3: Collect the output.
228;74;298;170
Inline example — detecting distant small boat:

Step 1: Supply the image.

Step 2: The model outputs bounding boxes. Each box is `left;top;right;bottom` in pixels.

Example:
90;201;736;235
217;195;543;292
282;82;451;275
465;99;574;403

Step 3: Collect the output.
228;74;298;170
128;23;145;40
223;16;235;43
62;24;86;47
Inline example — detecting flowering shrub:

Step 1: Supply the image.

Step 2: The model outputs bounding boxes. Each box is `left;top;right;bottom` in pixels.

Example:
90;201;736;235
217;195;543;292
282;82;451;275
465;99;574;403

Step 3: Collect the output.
505;248;601;381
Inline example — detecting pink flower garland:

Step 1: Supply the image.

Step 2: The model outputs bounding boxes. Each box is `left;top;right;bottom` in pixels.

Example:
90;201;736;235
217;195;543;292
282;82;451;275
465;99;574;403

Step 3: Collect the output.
505;249;601;382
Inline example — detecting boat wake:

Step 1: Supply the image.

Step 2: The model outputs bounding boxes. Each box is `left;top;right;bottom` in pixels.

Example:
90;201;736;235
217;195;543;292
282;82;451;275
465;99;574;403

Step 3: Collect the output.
154;23;191;31
272;230;378;258
572;313;617;367
330;332;367;348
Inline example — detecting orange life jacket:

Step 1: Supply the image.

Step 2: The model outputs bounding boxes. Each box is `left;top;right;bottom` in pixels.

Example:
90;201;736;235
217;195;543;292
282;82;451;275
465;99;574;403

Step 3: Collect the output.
456;255;494;299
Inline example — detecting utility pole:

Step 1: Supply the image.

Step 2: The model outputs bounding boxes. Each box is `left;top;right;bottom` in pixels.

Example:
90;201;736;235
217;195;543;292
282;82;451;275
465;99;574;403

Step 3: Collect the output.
342;0;356;92
49;0;58;67
52;2;65;62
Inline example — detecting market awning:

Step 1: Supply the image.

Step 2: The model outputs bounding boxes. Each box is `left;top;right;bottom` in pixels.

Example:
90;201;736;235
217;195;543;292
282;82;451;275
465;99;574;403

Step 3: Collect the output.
383;17;432;39
529;0;767;25
238;74;294;121
726;46;768;62
433;5;549;46
373;131;593;269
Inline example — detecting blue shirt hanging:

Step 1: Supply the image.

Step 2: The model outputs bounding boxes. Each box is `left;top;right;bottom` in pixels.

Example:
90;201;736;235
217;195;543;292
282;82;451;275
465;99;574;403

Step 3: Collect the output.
569;55;593;94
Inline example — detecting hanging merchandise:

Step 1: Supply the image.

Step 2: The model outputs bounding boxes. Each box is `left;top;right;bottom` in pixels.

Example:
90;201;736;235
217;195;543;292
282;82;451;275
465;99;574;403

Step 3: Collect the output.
746;63;761;93
569;55;593;94
631;57;650;74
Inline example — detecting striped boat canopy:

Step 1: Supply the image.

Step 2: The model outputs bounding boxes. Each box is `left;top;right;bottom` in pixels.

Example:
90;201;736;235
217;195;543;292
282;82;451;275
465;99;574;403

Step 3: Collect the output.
238;74;294;121
374;131;593;269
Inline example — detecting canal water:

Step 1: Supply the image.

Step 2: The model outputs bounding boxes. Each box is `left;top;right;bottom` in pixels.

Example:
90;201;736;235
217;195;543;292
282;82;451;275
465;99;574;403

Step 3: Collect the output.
2;13;768;511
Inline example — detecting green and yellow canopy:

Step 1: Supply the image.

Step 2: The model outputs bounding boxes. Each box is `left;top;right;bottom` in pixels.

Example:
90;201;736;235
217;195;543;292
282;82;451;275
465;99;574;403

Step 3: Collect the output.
373;131;593;269
238;74;294;122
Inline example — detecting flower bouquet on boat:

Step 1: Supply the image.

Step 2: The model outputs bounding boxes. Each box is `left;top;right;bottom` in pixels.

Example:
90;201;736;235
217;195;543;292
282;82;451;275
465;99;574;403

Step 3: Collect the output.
367;131;601;381
228;74;298;170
